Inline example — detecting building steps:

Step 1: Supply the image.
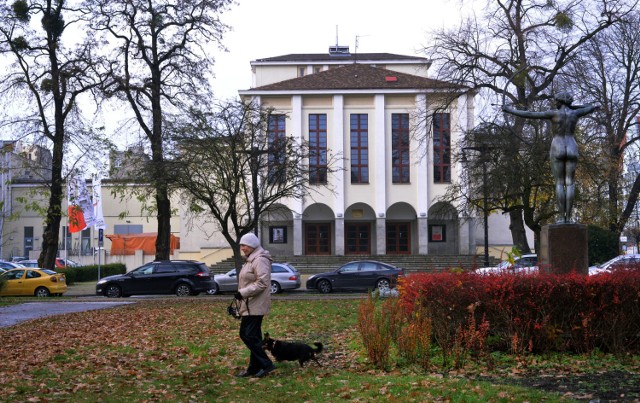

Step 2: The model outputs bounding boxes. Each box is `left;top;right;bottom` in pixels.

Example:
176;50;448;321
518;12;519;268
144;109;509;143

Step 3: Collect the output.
210;254;501;274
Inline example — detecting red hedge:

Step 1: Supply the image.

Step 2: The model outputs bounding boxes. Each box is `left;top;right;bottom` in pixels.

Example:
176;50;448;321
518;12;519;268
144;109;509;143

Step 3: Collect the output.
398;270;640;353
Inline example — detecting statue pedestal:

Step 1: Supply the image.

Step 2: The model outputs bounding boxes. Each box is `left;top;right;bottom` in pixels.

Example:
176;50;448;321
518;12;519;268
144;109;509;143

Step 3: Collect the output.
540;223;588;275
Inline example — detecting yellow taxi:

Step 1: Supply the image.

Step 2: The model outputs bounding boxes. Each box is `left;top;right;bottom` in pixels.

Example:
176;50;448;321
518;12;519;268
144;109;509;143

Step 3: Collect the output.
0;268;67;297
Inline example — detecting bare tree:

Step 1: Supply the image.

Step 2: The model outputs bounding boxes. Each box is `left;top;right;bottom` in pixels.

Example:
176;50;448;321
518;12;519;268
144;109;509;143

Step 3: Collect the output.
0;0;106;268
445;121;556;253
564;11;640;234
425;0;633;251
87;0;233;260
172;100;340;270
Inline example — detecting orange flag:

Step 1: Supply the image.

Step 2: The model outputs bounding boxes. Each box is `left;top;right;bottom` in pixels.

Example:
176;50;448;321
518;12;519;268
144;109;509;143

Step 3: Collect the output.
68;205;87;233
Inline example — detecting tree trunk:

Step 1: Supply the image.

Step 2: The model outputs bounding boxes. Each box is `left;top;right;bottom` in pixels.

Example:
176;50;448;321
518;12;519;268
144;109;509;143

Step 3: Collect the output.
38;126;64;269
38;35;65;269
155;185;171;261
508;209;531;254
151;145;171;261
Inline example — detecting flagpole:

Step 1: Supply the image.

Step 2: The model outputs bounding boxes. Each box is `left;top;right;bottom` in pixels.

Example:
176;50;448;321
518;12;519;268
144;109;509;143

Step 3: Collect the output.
93;176;106;281
98;232;101;281
65;179;69;262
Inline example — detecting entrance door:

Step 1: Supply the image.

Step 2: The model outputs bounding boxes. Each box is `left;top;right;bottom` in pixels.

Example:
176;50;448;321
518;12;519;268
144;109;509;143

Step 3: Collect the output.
386;222;410;254
305;223;331;255
345;223;371;255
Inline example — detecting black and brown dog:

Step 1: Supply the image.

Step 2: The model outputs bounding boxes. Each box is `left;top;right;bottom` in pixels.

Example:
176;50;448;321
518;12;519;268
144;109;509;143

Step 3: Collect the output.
262;332;323;367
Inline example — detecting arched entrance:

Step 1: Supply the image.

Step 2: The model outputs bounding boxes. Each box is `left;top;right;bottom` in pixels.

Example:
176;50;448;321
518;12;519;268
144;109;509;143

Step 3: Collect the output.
344;203;376;255
386;202;417;254
302;204;335;255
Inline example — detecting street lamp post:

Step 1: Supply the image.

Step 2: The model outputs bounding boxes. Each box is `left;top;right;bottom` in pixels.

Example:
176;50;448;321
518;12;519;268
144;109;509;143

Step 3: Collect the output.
463;143;492;267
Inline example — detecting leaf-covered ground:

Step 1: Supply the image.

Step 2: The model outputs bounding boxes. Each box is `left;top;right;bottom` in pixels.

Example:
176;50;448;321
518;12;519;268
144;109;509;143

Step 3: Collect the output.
0;298;638;402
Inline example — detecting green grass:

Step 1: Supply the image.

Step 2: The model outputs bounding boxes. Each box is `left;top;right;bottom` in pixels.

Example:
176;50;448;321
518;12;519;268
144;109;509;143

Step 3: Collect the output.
0;298;637;402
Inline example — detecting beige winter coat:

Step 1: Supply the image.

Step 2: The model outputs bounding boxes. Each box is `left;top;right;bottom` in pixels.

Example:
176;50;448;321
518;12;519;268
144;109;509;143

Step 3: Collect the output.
237;246;272;316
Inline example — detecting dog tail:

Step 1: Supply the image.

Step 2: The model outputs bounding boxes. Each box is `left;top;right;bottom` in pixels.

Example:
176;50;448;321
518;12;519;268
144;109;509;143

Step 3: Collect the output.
313;342;323;353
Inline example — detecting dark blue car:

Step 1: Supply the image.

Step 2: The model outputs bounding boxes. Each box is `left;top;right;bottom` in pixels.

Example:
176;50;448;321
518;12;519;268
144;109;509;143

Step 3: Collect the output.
306;260;404;294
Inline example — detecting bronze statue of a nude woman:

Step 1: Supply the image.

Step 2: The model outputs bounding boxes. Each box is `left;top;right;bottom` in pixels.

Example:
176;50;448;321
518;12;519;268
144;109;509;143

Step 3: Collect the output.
503;92;599;223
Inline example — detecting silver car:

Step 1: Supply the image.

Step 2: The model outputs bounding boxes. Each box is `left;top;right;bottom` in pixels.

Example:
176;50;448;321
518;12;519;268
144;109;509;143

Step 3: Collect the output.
475;254;538;275
208;262;301;295
589;254;640;275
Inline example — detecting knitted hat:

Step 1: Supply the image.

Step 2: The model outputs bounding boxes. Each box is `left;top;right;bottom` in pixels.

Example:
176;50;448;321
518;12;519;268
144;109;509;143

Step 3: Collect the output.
239;233;261;248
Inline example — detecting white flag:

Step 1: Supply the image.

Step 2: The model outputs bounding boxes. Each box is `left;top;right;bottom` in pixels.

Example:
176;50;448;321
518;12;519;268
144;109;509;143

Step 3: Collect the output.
93;180;107;230
75;176;96;228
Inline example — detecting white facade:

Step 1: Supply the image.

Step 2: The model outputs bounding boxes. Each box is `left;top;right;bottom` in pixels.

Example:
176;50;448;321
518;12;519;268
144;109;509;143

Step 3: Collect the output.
240;49;479;256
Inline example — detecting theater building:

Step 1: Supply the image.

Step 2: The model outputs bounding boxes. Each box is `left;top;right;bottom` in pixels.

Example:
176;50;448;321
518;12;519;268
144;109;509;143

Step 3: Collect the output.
239;46;478;257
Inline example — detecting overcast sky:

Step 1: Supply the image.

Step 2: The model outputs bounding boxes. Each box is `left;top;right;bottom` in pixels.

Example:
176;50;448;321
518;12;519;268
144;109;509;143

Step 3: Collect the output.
210;0;468;99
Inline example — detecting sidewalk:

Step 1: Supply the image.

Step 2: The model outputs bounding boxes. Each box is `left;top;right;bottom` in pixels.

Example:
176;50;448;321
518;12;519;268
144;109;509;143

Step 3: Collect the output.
65;282;97;297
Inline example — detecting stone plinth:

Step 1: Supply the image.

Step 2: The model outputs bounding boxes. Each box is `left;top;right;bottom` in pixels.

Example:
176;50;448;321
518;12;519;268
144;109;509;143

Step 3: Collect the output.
540;223;588;275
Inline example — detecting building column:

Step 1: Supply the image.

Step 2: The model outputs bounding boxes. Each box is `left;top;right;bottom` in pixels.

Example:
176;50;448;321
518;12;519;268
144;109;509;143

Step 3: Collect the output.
416;94;429;255
376;217;386;255
293;214;303;255
374;95;387;255
456;93;474;255
291;95;304;256
418;216;429;255
333;95;345;256
335;216;344;255
458;218;472;254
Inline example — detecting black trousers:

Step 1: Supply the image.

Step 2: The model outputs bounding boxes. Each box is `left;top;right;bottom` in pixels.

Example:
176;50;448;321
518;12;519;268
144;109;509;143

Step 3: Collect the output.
239;315;273;372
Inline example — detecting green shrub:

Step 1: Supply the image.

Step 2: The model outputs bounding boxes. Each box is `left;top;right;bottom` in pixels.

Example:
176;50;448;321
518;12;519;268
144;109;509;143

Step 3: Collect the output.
57;263;126;285
588;224;619;266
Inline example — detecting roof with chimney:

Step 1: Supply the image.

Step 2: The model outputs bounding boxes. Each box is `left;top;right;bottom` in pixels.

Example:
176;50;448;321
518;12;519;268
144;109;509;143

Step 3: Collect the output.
241;63;462;93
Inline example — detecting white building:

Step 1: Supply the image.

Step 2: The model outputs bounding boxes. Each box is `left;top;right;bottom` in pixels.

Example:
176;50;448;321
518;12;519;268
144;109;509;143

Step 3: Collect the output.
239;47;479;257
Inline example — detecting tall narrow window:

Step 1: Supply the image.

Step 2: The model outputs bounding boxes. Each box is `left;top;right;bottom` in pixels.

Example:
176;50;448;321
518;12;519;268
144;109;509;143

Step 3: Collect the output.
24;226;33;257
81;228;91;255
433;113;451;183
350;114;368;183
309;114;328;184
267;114;287;184
60;226;72;251
392;113;410;183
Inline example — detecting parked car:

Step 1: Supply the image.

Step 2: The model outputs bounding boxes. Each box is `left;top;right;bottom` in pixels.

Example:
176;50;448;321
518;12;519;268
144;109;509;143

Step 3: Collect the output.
0;268;67;297
55;258;79;268
475;254;538;275
20;260;41;268
306;260;404;294
21;258;78;269
96;260;215;298
0;261;26;271
208;263;302;295
589;254;640;275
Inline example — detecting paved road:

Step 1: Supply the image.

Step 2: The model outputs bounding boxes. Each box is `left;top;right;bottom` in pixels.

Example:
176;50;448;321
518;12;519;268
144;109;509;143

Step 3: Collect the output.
0;301;135;328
